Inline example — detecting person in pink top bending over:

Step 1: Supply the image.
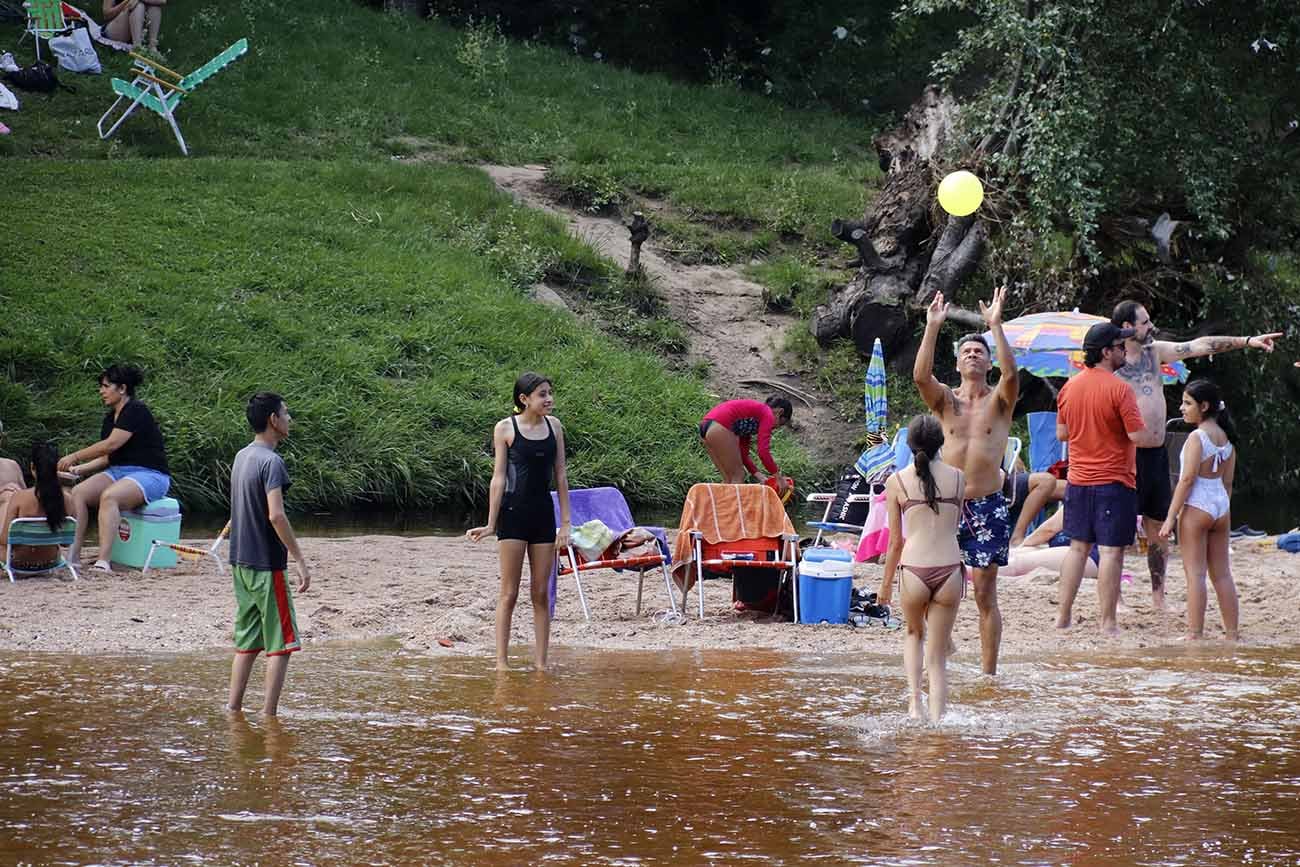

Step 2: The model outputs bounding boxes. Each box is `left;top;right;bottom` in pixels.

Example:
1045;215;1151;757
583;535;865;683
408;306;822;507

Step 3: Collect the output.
698;396;793;492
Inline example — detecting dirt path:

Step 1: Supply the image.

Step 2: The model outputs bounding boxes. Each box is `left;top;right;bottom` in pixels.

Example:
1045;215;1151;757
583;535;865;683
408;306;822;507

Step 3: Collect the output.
481;164;858;464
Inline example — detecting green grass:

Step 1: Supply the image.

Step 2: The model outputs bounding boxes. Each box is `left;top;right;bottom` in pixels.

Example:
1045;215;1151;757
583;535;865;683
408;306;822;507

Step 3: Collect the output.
0;0;883;509
0;1;881;236
745;254;851;315
0;160;814;510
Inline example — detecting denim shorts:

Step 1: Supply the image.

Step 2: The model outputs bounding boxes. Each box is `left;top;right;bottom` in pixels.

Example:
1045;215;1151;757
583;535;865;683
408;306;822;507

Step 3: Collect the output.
1062;482;1136;548
105;465;172;503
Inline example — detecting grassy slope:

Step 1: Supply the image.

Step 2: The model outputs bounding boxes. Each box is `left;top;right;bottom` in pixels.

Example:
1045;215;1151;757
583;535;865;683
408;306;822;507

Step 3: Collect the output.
1;1;886;510
0;1;880;234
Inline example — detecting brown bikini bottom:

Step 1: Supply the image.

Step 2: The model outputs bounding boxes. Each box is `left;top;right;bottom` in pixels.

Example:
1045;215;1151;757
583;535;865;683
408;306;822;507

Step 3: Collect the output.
898;563;966;597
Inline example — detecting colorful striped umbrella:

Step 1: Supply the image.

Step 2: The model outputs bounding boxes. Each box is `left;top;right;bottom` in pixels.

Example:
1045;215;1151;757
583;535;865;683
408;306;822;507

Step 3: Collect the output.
981;310;1189;384
854;339;895;479
864;338;888;432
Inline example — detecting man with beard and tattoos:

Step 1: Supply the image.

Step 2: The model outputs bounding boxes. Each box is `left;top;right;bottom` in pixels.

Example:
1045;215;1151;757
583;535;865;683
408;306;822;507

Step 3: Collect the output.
1109;301;1282;610
912;286;1017;676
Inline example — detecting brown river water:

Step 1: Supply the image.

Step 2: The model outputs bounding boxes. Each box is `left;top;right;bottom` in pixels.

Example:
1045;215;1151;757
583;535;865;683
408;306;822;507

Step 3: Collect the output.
3;644;1299;865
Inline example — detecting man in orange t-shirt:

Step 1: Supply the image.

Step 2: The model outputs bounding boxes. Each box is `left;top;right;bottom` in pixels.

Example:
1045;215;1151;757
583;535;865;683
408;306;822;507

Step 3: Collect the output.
1055;322;1147;634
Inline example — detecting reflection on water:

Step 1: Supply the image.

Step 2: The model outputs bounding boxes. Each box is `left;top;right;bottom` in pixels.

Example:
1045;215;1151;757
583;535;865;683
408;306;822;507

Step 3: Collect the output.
2;646;1299;864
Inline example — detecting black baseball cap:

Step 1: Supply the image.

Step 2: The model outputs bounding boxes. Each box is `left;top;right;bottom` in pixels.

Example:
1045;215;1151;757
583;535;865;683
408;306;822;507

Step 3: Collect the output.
1083;322;1136;351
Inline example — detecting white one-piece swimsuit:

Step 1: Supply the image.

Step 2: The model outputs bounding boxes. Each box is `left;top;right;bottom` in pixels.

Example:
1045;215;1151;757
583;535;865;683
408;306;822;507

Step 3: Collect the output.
1183;429;1233;521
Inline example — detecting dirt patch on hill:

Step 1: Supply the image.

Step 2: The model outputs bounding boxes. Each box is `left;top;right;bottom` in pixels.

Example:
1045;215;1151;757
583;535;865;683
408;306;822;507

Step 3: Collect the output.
481;163;858;465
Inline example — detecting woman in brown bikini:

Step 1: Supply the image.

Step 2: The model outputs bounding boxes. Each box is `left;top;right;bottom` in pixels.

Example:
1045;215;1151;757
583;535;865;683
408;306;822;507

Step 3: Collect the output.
880;415;965;723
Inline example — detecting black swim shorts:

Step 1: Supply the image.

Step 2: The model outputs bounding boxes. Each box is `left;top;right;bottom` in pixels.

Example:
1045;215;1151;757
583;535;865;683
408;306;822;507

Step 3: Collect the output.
1135;446;1172;521
497;496;557;545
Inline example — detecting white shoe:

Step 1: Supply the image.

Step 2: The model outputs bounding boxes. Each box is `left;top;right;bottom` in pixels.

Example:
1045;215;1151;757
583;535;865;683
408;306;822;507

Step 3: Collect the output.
92;560;113;573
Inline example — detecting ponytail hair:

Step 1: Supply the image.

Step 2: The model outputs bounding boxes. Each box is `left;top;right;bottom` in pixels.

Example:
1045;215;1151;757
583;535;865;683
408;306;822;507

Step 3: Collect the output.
906;414;946;513
29;442;67;533
1184;379;1237;445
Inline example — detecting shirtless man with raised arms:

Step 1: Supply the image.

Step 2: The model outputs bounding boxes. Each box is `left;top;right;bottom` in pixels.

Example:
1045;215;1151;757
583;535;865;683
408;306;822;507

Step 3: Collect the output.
1109;300;1281;610
912;286;1018;675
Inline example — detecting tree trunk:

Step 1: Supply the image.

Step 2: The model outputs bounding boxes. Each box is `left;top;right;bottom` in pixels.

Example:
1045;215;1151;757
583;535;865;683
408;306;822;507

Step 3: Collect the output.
813;85;986;357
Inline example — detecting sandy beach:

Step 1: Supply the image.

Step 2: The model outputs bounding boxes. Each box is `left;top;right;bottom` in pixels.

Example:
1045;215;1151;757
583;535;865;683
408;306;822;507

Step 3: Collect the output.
3;530;1299;660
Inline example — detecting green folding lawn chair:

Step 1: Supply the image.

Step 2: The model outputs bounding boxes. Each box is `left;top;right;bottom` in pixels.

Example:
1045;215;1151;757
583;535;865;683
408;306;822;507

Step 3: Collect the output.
19;0;71;61
97;37;248;156
4;516;79;582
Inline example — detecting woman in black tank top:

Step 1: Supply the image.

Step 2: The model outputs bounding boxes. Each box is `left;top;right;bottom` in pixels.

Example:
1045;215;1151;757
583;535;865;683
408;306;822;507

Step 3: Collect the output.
467;372;572;671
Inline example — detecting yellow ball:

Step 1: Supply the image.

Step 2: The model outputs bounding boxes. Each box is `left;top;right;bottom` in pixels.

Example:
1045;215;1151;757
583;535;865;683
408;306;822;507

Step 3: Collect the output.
937;170;984;217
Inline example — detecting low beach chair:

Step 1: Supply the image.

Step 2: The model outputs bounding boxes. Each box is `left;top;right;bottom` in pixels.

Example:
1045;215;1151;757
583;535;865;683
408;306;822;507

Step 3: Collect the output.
672;483;799;620
551;488;675;621
19;0;70;62
142;520;229;575
3;516;78;582
1165;418;1192;493
805;489;874;548
97;37;249;155
1026;411;1062;472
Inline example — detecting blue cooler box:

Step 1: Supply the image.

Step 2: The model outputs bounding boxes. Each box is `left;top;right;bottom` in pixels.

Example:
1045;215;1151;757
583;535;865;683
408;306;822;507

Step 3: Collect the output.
798;548;853;624
111;497;182;569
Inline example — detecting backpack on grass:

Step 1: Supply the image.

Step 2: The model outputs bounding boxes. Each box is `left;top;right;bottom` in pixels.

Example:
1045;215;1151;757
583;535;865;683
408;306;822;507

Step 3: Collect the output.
5;61;75;93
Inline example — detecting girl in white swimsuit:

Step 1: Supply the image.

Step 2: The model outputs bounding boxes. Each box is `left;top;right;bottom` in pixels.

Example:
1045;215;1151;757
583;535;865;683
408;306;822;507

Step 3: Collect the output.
1158;379;1238;640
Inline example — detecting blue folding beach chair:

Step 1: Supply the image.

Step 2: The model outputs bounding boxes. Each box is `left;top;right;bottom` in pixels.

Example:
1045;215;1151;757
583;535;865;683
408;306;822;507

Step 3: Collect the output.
1027;411;1062;471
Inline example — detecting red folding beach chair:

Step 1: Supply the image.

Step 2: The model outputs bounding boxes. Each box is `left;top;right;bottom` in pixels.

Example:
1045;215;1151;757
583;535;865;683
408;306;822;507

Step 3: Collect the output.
672;483;799;620
552;487;676;621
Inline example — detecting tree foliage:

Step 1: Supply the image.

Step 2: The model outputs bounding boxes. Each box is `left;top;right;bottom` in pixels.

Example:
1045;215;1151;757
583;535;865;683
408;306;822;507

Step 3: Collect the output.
902;0;1299;263
898;0;1300;490
404;0;964;113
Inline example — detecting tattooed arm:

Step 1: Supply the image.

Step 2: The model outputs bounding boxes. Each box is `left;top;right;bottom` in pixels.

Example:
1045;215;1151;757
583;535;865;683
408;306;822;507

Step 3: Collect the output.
1156;332;1283;363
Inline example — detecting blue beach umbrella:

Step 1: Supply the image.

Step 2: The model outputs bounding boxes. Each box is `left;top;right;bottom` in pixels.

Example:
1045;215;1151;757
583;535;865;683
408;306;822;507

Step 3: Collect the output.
854;339;895;481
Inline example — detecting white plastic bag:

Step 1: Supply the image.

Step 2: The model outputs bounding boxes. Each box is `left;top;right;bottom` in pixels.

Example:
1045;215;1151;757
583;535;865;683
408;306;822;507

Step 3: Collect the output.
49;28;101;75
0;82;17;112
571;520;617;561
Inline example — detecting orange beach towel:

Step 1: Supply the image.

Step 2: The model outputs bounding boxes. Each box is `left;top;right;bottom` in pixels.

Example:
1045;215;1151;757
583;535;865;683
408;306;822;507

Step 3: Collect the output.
671;483;795;584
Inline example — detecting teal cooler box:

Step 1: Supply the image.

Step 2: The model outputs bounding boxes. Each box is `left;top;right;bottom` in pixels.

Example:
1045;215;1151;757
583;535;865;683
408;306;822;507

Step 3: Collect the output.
798;548;853;624
111;497;182;569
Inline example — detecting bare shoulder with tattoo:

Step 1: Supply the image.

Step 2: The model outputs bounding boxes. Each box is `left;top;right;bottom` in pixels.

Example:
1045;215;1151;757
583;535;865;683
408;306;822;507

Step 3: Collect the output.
1114;344;1160;397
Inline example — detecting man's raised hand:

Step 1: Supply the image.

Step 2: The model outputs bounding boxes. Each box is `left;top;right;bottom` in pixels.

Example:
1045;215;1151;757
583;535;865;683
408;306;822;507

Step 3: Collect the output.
979;285;1008;328
926;292;949;327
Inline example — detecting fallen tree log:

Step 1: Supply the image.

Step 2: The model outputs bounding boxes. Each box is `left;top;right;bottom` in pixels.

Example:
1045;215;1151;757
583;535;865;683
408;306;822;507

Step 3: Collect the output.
813;85;988;357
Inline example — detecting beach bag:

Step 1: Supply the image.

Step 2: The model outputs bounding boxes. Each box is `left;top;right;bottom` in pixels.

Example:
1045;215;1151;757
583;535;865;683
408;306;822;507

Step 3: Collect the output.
571;519;617;562
49;27;101;75
1277;532;1300;554
826;468;872;525
4;62;74;93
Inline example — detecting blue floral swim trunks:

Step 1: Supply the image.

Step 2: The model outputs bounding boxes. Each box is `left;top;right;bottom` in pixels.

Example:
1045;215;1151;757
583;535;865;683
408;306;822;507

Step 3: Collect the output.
957;490;1011;569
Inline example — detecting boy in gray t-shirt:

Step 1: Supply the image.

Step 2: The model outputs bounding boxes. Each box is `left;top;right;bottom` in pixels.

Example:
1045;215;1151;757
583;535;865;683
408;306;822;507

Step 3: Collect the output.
226;392;310;717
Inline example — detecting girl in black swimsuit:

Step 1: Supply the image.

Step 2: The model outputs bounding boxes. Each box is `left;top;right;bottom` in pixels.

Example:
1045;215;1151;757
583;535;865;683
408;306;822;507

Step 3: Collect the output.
467;372;572;671
880;415;966;723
